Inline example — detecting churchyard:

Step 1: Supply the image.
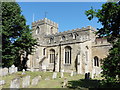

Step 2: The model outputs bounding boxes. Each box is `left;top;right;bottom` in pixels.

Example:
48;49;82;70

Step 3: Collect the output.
0;67;103;89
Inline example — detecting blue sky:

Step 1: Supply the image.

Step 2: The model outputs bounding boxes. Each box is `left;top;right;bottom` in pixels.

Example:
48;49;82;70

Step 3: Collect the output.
17;2;105;32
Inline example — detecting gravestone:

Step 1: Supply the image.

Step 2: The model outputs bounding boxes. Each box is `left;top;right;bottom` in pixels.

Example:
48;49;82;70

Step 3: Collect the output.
14;67;18;73
22;76;30;88
0;68;2;76
22;69;25;75
31;76;41;86
0;80;5;86
52;72;57;79
2;68;8;76
9;65;15;74
62;78;67;88
42;65;46;72
10;78;20;88
61;72;64;78
70;71;74;76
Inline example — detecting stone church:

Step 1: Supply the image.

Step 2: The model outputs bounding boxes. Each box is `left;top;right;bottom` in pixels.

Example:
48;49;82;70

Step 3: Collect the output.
27;18;111;76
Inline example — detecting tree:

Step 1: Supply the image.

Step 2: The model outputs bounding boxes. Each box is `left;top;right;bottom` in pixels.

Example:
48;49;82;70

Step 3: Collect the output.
85;2;120;87
2;2;38;70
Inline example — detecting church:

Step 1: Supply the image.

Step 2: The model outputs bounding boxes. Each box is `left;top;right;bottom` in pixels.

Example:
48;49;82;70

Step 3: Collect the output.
27;18;111;77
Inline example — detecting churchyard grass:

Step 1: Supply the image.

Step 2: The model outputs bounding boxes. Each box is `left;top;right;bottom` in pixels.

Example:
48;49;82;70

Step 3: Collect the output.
1;71;102;88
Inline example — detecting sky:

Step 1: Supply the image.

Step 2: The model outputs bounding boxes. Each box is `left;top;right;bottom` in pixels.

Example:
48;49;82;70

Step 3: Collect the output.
17;2;105;32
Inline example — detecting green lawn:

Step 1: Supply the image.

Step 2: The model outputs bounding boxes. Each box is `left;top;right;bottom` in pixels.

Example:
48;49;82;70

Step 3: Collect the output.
1;71;102;89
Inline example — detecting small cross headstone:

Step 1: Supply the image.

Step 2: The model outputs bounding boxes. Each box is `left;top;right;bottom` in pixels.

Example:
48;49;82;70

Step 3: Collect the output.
52;72;57;79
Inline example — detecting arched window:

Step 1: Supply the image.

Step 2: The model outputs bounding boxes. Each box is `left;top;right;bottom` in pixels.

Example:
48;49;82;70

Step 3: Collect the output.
51;27;53;34
50;49;55;63
94;56;99;67
65;46;71;64
36;26;40;34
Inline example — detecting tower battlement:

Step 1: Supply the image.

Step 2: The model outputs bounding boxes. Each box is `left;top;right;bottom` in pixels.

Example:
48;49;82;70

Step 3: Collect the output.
32;18;58;28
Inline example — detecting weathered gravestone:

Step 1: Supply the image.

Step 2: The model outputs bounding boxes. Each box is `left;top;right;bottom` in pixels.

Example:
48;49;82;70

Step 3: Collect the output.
31;76;41;86
22;76;30;88
42;65;46;72
62;78;67;88
9;65;15;74
0;68;2;76
70;71;74;76
52;72;57;79
2;68;8;76
14;67;18;73
61;72;64;78
0;80;5;86
22;69;26;75
10;78;20;88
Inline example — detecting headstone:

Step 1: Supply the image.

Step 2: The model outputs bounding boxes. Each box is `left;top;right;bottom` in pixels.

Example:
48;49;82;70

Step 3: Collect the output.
0;68;2;76
70;71;74;76
9;65;15;74
22;76;30;88
62;78;67;88
31;76;41;86
14;67;18;73
10;78;20;88
42;65;46;72
2;68;8;76
22;69;25;75
30;68;34;72
0;80;5;86
61;72;64;78
45;77;50;80
52;72;57;79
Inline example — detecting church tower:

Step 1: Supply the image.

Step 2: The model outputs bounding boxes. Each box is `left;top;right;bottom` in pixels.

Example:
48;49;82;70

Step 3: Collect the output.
32;18;58;36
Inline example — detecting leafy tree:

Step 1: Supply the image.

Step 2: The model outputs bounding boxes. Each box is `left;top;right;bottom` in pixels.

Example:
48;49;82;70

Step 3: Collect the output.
2;2;38;70
85;2;120;87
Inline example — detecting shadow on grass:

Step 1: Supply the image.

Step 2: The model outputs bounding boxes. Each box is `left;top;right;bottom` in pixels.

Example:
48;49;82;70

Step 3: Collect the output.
67;79;101;89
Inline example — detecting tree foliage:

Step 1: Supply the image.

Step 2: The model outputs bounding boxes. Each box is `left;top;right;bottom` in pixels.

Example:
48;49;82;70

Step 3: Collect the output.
2;2;38;70
85;2;120;43
85;2;120;87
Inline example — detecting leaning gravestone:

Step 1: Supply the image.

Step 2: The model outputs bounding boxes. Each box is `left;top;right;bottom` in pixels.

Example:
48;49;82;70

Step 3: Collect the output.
22;76;30;88
52;72;57;79
10;78;20;88
31;76;41;86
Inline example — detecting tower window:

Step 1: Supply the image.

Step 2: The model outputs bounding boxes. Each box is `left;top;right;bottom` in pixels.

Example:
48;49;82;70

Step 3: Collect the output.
36;26;40;34
51;27;53;34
